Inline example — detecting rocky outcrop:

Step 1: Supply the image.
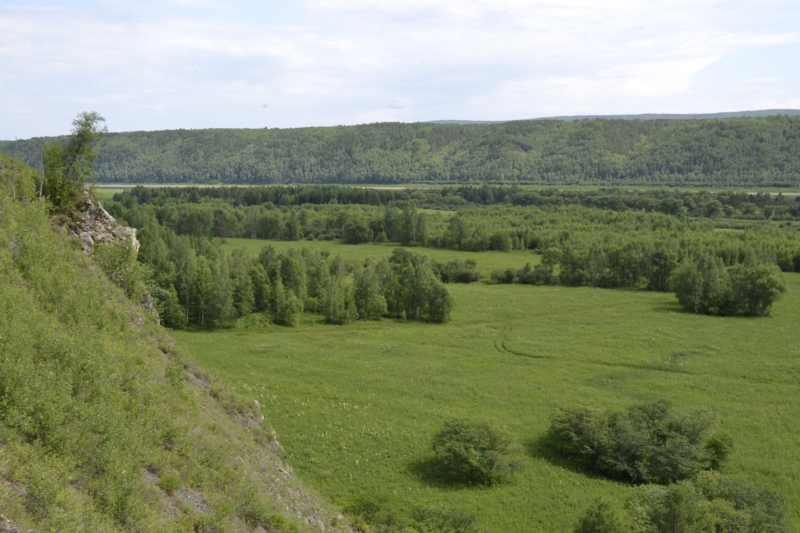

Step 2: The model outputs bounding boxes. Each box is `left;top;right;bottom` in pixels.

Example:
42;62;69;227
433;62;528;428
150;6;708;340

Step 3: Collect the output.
0;515;31;533
64;194;139;255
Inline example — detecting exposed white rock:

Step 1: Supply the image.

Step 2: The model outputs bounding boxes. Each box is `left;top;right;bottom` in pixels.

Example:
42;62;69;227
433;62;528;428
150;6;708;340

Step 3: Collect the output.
65;194;139;255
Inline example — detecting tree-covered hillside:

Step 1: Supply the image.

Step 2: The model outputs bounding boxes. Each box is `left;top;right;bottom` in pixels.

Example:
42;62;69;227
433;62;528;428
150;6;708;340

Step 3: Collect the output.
3;116;800;187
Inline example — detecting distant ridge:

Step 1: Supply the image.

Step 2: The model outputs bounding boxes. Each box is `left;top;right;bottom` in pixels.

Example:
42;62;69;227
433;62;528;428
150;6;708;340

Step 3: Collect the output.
4;113;800;187
430;109;800;124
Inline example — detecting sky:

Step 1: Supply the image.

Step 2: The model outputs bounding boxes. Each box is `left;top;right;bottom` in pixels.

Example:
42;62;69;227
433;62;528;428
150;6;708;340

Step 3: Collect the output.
1;0;799;139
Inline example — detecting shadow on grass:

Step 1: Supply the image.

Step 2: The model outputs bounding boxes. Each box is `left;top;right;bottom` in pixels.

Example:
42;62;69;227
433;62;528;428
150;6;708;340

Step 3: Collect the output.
524;434;610;482
651;301;765;319
406;457;479;490
650;301;686;314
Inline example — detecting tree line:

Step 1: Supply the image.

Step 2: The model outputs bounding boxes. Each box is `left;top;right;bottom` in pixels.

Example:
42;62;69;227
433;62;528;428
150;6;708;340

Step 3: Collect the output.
108;192;800;271
115;184;800;222
137;226;455;329
5;116;800;187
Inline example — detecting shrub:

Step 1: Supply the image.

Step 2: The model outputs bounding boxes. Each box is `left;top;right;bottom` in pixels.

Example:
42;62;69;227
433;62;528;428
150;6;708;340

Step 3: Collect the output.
346;494;478;533
432;419;522;485
435;259;480;283
490;268;516;284
412;505;478;533
262;513;300;532
630;472;791;533
574;498;624;533
158;470;182;494
670;255;787;316
724;263;787;316
547;401;726;484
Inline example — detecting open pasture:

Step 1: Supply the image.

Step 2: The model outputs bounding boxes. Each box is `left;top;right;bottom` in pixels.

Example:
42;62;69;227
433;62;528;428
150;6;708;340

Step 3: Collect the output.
172;273;800;531
220;237;539;275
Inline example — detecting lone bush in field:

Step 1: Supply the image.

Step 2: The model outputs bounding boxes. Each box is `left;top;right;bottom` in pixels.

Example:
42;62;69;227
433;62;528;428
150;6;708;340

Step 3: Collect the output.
432;419;521;485
547;400;727;484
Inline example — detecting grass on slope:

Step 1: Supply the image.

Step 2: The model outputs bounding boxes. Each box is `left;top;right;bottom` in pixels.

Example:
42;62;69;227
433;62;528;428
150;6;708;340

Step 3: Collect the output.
173;275;800;532
0;161;351;532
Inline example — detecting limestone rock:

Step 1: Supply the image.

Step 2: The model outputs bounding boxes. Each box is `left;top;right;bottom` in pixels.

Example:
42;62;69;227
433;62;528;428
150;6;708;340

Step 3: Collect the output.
0;515;31;533
65;194;139;255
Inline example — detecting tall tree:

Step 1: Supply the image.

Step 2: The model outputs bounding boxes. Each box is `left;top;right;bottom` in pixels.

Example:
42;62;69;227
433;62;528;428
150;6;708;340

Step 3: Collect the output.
42;111;107;210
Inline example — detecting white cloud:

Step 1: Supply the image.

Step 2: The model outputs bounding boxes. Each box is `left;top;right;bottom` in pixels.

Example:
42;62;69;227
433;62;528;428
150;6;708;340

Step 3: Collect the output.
0;0;798;137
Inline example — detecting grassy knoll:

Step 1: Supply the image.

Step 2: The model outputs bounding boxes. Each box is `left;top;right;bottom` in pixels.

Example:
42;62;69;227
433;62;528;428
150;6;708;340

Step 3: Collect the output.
171;271;800;531
220;237;539;276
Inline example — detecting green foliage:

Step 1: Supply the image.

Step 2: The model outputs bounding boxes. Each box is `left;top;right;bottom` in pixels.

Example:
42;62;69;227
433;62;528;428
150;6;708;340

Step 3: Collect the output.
126;205;454;327
574;498;625;533
106;187;800;315
157;470;182;495
109;183;800;225
0;151;38;204
434;259;480;283
725;263;787;316
353;261;389;319
671;258;787;316
261;513;301;532
432;419;521;485
93;240;148;302
41;111;107;210
547;401;724;484
345;493;478;533
670;254;726;314
630;472;791;533
9;116;800;187
173;274;800;531
0;173;345;531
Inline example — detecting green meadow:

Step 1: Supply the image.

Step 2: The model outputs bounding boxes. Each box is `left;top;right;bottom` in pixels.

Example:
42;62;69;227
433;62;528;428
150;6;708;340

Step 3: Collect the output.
171;267;800;532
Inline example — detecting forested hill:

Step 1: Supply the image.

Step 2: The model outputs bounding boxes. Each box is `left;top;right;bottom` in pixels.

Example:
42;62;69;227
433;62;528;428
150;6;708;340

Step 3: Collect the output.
3;115;800;187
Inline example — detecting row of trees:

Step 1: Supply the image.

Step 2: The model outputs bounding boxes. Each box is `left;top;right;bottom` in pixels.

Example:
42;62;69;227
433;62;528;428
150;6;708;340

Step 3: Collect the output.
108;195;800;274
137;217;455;328
7;115;800;187
494;253;786;316
116;183;800;222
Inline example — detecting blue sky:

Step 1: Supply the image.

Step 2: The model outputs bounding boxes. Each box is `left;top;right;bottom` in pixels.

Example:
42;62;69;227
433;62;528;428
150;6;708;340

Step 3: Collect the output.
1;0;799;138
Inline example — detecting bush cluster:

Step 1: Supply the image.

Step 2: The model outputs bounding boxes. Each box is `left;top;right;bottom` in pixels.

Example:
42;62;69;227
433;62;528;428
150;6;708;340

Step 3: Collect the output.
431;419;522;485
575;471;791;533
546;400;730;484
145;238;453;329
346;494;478;533
670;254;787;316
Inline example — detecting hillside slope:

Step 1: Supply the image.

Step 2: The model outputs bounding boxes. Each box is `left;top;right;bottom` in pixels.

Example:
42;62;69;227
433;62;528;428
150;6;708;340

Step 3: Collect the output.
3;115;800;187
0;153;352;532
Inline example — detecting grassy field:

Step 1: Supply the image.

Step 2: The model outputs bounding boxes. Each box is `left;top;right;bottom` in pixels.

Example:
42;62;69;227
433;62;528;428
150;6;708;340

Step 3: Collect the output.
220;237;540;276
171;268;800;531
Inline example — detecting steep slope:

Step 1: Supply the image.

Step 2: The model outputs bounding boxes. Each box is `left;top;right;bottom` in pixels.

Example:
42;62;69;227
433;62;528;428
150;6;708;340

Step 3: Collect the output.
0;153;352;532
